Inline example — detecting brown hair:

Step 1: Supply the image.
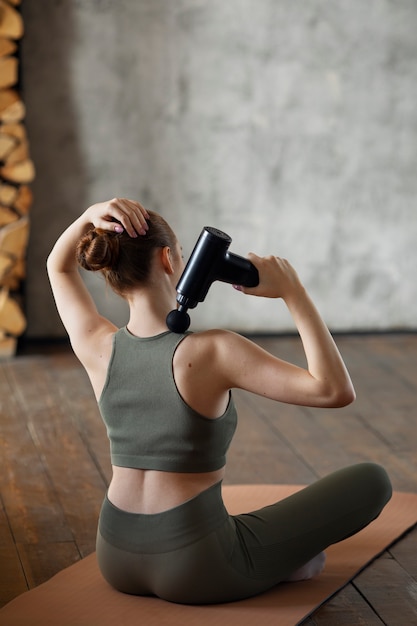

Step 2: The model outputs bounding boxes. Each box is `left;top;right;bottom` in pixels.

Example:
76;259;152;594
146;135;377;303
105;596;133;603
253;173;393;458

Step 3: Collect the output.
76;210;177;296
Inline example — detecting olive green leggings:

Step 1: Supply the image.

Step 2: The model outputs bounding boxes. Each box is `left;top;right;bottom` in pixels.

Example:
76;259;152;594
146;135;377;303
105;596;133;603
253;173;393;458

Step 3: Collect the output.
96;463;392;604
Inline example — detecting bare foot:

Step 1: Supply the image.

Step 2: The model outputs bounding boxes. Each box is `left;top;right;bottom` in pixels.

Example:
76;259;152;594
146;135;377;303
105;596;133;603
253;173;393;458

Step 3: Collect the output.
286;551;326;582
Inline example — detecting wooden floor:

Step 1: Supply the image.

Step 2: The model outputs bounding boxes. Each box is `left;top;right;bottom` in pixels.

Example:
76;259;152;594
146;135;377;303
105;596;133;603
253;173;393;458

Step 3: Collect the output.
1;333;416;624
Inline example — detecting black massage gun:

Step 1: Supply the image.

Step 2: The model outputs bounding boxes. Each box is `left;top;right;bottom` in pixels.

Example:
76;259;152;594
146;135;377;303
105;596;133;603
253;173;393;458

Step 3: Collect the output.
166;226;259;333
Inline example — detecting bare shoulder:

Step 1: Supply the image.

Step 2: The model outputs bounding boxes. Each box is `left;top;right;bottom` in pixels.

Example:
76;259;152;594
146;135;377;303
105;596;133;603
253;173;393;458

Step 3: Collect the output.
173;329;243;416
179;328;245;355
187;328;262;355
177;327;288;397
175;328;261;378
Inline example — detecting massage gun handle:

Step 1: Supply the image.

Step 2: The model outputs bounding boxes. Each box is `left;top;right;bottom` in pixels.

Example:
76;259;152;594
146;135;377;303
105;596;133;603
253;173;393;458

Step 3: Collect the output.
219;252;259;287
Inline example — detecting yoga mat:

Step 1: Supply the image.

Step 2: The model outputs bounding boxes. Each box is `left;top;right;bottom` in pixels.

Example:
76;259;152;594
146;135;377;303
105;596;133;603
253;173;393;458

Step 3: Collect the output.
1;485;416;626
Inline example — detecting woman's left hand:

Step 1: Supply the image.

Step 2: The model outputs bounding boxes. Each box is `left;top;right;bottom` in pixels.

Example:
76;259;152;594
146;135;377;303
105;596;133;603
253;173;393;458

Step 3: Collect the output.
85;198;150;238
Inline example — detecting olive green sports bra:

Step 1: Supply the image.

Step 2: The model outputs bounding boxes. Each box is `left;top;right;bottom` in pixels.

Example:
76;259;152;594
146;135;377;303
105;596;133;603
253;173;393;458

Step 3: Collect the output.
98;328;237;472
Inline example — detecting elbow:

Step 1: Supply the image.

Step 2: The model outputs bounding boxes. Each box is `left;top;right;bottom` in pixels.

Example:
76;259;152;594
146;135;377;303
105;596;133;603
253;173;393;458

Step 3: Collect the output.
46;252;54;275
327;383;356;408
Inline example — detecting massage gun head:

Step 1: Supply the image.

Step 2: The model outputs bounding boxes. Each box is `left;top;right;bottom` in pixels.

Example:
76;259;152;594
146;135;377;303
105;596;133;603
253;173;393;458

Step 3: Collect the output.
166;307;191;333
166;226;259;333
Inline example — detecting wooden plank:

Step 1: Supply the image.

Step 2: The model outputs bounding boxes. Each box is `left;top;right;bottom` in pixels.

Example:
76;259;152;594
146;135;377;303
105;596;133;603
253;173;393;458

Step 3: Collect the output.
226;389;317;485
246;335;417;491
245;335;365;475
0;496;28;607
64;393;112;487
0;362;73;545
17;541;81;589
389;525;417;580
46;353;112;486
354;557;417;625
339;335;417;452
358;334;417;390
0;352;81;608
302;583;384;625
336;337;417;492
5;357;109;555
302;405;417;492
243;392;358;477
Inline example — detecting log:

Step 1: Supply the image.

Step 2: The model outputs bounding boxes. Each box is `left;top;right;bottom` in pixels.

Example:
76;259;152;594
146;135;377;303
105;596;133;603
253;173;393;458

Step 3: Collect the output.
13;184;32;215
0;123;30;164
1;256;25;290
0;37;17;57
0;130;16;159
0;288;26;335
1;122;26;141
0;88;25;122
0;216;29;258
0;55;18;88
0;249;12;279
3;135;28;164
0;0;23;39
0;331;17;357
0;203;17;226
0;158;35;183
0;181;17;205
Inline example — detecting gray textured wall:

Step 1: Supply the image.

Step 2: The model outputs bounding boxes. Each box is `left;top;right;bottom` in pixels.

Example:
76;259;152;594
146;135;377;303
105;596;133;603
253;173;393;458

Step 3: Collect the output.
22;1;417;337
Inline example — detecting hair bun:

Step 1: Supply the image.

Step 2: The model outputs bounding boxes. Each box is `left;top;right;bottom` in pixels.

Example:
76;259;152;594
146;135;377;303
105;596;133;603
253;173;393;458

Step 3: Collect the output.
76;228;120;272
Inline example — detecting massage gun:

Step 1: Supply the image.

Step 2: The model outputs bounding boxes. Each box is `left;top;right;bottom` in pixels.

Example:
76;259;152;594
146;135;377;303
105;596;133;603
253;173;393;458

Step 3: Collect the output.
166;226;259;333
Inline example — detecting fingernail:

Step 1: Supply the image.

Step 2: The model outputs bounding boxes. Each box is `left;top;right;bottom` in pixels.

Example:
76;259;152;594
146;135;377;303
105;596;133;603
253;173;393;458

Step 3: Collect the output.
233;284;242;291
114;225;123;233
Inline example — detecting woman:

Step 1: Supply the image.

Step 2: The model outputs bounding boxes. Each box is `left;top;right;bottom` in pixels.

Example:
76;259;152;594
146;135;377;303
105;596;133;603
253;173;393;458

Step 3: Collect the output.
47;197;391;604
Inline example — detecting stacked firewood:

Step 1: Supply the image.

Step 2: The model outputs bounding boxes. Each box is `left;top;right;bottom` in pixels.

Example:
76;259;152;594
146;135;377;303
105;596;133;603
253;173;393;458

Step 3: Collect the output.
0;0;34;357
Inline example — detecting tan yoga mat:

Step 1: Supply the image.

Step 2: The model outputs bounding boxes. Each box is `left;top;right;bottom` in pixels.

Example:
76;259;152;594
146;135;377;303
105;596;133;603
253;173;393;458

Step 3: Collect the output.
2;485;416;626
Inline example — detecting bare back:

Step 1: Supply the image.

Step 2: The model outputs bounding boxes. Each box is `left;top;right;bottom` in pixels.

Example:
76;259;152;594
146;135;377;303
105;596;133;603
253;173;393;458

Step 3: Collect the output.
101;330;230;514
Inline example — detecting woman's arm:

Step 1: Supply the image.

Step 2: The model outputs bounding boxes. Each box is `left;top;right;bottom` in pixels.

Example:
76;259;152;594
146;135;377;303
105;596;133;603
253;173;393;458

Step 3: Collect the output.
214;254;355;408
46;198;148;365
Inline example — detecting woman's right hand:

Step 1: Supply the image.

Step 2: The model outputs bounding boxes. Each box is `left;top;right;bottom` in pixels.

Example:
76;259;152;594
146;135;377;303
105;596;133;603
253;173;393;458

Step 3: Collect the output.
85;198;150;238
235;253;305;301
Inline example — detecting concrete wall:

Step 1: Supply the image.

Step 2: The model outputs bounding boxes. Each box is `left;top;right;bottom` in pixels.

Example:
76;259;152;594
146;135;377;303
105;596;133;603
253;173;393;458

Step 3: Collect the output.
22;0;417;337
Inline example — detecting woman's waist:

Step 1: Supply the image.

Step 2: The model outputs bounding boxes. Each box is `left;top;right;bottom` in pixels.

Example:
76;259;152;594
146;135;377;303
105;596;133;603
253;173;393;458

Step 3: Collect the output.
99;478;229;554
107;466;225;514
